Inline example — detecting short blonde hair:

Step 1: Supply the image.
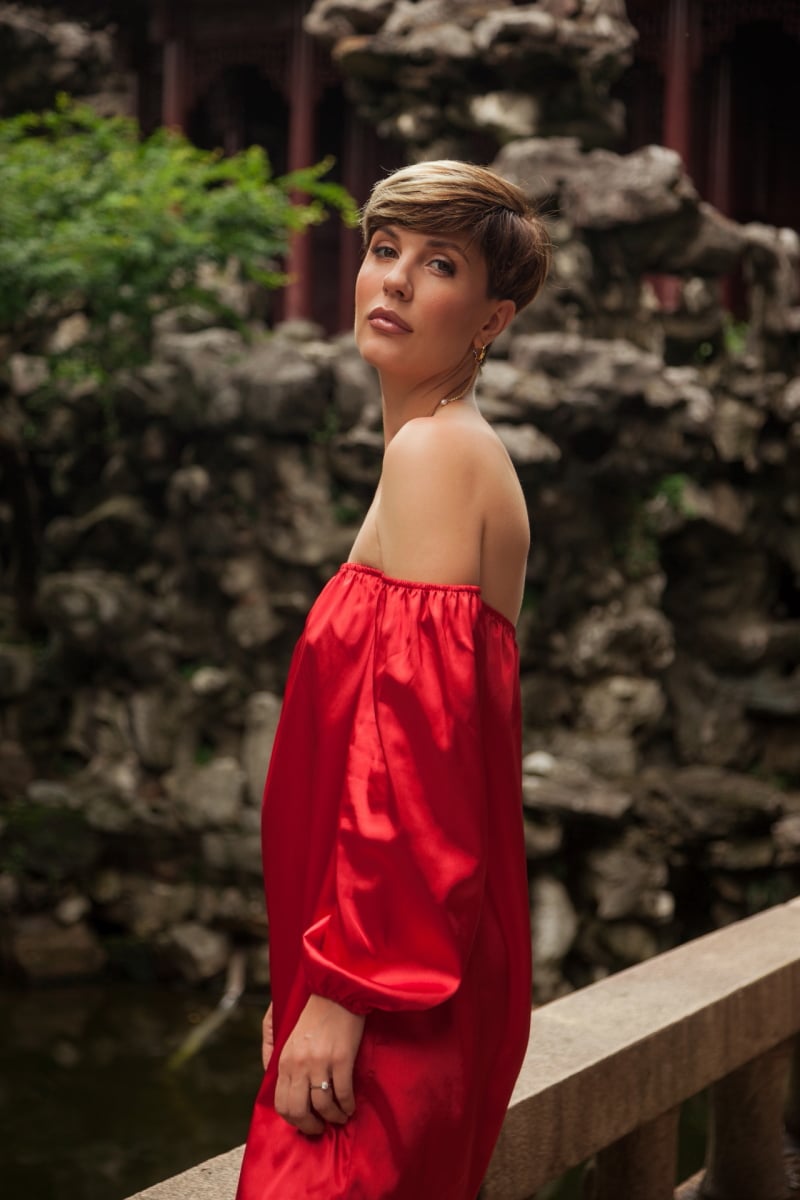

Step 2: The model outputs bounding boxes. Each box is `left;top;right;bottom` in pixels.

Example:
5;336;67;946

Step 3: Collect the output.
361;160;551;312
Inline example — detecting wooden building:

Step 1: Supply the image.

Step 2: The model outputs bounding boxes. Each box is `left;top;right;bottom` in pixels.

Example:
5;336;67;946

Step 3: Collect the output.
621;0;800;232
57;0;800;330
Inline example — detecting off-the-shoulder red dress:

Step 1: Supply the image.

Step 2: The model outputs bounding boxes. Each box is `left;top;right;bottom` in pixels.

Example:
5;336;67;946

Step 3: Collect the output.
236;562;531;1200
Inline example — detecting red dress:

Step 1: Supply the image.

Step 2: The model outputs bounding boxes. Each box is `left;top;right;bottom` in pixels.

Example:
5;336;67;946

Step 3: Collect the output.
236;563;531;1200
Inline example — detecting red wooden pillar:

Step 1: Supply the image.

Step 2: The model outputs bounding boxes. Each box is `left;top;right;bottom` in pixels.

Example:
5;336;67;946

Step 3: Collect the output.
663;0;692;167
284;12;316;322
338;113;368;332
659;0;696;311
155;0;193;132
162;39;187;128
708;52;732;215
162;14;194;131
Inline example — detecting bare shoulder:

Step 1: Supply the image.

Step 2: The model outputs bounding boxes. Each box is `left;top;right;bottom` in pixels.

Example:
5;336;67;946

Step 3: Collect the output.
382;415;500;492
384;414;482;464
377;418;490;582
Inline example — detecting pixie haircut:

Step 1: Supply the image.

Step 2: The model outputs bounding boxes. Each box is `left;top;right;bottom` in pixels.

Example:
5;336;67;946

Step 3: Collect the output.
361;160;551;312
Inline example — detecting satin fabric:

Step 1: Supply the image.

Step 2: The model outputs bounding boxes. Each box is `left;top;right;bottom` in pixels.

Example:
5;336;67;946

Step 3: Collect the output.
236;563;531;1200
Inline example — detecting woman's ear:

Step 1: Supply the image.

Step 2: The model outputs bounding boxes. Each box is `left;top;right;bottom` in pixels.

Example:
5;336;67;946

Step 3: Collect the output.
480;299;516;345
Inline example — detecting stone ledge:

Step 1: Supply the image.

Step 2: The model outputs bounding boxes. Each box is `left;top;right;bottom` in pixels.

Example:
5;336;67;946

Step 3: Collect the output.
127;1146;244;1200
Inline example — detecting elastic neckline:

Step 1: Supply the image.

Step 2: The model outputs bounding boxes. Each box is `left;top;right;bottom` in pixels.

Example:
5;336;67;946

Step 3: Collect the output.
338;562;517;637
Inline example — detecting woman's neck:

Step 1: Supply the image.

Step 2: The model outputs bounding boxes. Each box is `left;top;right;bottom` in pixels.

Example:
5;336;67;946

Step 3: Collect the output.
379;372;479;445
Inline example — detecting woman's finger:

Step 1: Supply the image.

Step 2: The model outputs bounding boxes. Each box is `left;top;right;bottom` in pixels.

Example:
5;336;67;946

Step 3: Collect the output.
309;1076;348;1126
273;1067;289;1123
285;1070;325;1136
261;1003;274;1071
330;1056;356;1117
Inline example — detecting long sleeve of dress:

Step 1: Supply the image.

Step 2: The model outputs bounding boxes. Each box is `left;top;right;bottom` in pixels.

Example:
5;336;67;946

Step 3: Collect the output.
301;572;491;1014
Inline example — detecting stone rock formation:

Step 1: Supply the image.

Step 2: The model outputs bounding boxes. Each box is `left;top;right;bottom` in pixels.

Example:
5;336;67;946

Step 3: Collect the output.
306;0;637;157
0;2;126;116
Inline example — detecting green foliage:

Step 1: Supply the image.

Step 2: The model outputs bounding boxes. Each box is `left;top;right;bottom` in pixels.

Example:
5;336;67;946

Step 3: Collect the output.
0;95;358;379
652;473;695;517
616;474;697;578
193;742;216;767
722;314;749;358
334;501;361;526
178;661;214;681
693;316;749;365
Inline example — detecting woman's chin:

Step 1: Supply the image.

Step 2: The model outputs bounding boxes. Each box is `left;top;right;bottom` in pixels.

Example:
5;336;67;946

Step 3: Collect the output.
357;335;411;373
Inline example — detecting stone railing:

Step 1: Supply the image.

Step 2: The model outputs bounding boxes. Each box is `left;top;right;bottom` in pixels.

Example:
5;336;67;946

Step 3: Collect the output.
128;898;800;1200
482;896;800;1200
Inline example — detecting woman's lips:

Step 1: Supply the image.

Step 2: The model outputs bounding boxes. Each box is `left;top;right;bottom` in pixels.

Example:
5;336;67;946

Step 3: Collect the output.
367;307;412;334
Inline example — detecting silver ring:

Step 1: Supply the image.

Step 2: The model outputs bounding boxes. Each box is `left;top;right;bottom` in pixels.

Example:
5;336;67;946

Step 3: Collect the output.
310;1080;331;1091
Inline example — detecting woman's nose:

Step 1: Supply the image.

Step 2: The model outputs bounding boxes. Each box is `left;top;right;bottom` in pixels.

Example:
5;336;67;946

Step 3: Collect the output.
382;257;411;298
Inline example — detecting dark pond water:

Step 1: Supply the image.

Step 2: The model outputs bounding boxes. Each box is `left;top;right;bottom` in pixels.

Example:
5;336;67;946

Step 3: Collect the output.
0;983;265;1200
0;983;707;1200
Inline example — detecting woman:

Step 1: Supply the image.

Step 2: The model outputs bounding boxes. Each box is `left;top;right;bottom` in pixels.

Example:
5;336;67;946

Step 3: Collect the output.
236;161;551;1200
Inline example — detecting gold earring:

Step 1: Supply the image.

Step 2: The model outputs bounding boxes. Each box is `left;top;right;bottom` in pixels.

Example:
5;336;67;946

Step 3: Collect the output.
473;344;487;367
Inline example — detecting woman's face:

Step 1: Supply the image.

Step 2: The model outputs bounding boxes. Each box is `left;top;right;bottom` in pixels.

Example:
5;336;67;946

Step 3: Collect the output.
354;224;508;388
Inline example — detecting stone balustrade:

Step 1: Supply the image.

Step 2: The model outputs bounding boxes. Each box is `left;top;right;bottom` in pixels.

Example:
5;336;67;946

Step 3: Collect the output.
482;896;800;1199
127;898;800;1200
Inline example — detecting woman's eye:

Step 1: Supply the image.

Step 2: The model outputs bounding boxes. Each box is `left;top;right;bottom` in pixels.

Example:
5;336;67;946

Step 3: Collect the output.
371;244;396;259
431;258;455;275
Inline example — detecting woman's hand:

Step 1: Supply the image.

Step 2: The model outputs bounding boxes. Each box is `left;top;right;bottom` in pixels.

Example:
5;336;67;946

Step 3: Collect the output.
261;1001;274;1071
274;994;366;1136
